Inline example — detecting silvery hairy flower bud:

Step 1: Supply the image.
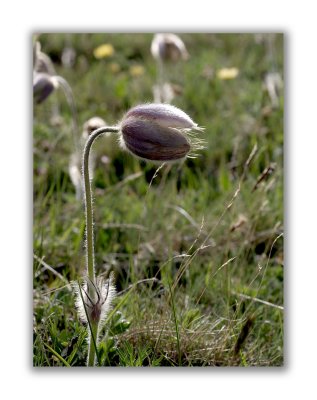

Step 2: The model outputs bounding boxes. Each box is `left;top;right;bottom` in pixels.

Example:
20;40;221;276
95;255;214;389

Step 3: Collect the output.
119;103;203;162
69;116;109;200
33;72;58;104
82;116;107;141
33;41;56;76
151;33;189;62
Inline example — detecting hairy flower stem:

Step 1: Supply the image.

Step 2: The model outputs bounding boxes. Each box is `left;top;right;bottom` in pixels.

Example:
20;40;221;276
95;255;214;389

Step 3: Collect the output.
81;104;201;366
54;75;80;157
82;126;119;366
87;322;99;367
83;126;119;282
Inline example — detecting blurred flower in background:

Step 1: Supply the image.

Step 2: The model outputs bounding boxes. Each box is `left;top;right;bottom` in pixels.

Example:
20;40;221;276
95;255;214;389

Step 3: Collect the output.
264;72;283;108
129;65;145;77
216;67;239;80
151;33;189;62
151;33;189;103
93;43;115;59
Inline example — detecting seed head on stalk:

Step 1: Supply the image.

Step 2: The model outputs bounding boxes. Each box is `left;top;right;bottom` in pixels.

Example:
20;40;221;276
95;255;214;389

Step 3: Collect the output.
73;273;116;327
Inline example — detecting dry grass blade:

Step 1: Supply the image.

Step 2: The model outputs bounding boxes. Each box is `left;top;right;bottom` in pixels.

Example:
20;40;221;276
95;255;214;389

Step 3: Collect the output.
33;253;70;289
233;292;284;310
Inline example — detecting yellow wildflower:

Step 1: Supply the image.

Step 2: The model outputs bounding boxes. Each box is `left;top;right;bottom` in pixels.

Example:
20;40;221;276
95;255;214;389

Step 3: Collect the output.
217;67;239;80
129;65;145;77
93;44;114;59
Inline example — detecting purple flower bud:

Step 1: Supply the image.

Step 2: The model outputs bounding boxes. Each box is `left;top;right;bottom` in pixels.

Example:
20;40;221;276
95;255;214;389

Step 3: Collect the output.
119;103;202;162
33;72;57;104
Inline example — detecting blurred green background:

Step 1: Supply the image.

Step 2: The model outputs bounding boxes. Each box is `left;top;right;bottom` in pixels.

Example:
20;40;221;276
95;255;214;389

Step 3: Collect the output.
33;33;283;366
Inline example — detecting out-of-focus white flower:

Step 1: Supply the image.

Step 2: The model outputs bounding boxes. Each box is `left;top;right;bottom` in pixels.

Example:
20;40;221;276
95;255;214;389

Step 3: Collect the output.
264;72;283;108
62;46;76;68
82;116;107;142
69;116;107;200
33;41;56;75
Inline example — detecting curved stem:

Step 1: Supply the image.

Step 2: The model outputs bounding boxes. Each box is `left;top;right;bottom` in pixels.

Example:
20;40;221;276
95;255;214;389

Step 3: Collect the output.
82;126;119;285
82;126;119;366
156;58;165;102
54;75;80;157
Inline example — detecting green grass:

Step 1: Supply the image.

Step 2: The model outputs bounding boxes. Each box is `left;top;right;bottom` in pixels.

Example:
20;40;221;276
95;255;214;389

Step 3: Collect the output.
33;33;283;367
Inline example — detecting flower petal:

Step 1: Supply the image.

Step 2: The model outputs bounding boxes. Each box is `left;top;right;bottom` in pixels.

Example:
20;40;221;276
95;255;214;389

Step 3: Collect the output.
120;117;191;161
124;103;197;129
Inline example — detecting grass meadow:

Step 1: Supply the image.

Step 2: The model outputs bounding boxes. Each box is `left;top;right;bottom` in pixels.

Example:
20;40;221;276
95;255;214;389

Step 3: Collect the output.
33;33;283;367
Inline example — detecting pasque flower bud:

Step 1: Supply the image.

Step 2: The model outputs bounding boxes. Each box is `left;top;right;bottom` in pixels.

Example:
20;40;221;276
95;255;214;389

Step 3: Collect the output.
82;116;107;141
151;33;189;62
33;41;56;75
33;72;58;104
119;103;203;162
